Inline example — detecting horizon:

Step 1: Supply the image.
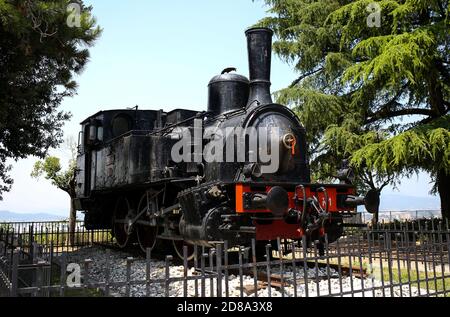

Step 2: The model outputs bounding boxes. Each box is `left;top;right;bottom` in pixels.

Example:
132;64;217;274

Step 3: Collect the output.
0;0;441;216
0;191;441;217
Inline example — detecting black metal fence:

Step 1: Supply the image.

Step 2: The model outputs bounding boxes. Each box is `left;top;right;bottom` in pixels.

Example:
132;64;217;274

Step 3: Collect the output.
0;221;113;257
0;220;449;297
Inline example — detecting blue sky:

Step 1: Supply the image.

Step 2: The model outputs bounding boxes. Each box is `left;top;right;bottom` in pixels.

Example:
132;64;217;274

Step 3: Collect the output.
0;0;439;216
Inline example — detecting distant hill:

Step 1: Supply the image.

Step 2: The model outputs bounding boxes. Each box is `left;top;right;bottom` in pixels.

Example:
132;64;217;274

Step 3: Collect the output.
0;210;66;222
357;194;441;217
0;193;441;223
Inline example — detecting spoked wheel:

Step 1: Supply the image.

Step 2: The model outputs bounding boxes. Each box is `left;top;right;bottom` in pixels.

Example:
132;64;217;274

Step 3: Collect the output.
112;196;133;249
172;240;196;261
136;192;159;253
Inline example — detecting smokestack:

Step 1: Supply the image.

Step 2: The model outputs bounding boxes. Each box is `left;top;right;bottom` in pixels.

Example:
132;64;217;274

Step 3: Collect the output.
245;28;273;107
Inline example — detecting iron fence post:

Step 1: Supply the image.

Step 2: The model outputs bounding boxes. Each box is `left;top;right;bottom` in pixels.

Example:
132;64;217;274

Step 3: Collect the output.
266;243;271;297
29;225;34;259
291;241;298;298
193;245;199;297
183;246;188;297
36;260;48;297
302;235;309;297
324;234;332;297
165;255;173;297
251;239;258;298
201;251;206;298
84;259;92;296
209;248;215;297
357;233;365;297
277;238;285;297
224;241;229;298
421;226;430;295
105;248;111;297
216;243;223;298
403;222;412;297
126;257;133;297
59;253;67;297
313;241;320;297
367;229;376;297
10;249;19;297
145;248;151;297
238;247;243;298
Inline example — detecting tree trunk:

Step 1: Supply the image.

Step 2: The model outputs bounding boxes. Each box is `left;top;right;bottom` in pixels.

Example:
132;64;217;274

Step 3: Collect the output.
371;201;380;226
437;169;450;220
69;198;77;246
366;188;381;226
372;209;379;226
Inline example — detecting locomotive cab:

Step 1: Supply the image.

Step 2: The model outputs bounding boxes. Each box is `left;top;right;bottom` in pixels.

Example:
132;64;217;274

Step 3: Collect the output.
74;109;167;201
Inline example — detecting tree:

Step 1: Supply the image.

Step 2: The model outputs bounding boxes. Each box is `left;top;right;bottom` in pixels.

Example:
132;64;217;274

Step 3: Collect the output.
257;0;450;218
351;116;450;219
0;0;101;199
31;139;78;244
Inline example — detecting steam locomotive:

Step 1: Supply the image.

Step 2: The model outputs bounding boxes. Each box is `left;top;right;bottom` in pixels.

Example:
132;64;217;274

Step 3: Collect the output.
74;28;374;259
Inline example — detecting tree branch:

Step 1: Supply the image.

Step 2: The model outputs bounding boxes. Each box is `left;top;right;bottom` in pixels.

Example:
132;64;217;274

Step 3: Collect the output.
289;67;324;88
365;108;436;125
360;170;376;190
379;175;393;191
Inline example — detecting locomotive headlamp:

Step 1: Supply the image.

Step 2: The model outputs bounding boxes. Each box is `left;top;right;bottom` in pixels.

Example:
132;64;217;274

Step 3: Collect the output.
266;186;289;217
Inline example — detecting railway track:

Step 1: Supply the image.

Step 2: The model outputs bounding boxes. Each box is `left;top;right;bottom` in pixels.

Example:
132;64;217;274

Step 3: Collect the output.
90;240;369;278
225;259;368;295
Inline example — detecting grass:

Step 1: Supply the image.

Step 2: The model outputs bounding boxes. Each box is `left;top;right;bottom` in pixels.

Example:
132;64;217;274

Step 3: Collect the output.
1;230;113;251
379;267;450;296
31;231;113;246
311;255;450;296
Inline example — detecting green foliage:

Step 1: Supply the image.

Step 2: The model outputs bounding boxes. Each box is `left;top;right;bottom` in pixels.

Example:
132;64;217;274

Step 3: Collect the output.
257;0;449;212
0;0;101;199
31;155;77;196
352;115;450;184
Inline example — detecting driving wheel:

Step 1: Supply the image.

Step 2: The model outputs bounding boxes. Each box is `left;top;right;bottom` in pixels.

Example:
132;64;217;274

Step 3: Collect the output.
112;196;133;248
136;192;159;253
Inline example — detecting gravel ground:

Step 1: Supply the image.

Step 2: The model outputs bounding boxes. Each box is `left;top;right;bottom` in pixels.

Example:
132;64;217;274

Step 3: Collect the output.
66;246;426;298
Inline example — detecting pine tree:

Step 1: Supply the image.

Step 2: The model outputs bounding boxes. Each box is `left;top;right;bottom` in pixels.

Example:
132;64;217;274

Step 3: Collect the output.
257;0;449;219
0;0;101;199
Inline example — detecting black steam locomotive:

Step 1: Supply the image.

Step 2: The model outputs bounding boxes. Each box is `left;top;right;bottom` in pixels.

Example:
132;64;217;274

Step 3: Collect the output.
74;28;373;258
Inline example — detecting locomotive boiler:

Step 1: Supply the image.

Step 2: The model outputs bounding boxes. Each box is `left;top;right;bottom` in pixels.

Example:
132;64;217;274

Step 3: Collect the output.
74;28;374;259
